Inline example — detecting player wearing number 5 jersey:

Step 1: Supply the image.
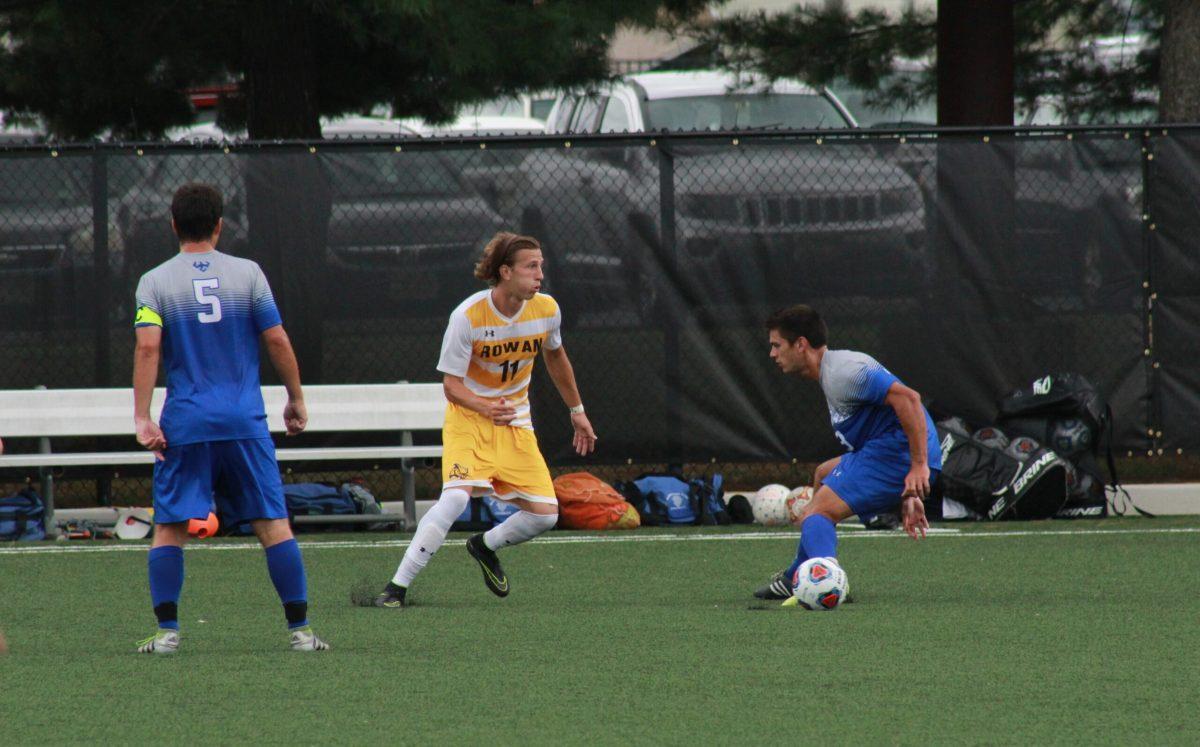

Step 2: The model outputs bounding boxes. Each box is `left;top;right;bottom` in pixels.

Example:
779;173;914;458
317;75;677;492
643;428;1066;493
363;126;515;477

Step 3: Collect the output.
368;232;597;609
132;183;328;653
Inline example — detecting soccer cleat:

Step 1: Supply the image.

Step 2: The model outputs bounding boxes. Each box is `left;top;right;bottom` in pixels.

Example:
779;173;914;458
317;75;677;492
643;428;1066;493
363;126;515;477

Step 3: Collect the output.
371;586;408;609
465;534;509;597
753;568;793;600
136;628;180;654
288;626;331;652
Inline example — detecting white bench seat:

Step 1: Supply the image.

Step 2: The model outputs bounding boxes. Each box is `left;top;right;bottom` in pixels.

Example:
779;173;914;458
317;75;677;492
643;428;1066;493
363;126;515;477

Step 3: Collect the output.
0;383;447;537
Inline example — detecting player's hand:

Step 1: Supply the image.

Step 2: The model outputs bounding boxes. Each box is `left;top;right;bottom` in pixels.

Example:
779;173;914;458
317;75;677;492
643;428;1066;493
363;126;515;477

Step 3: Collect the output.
903;463;931;500
488;397;517;426
135;417;166;461
283;400;307;435
570;412;597;456
900;495;928;540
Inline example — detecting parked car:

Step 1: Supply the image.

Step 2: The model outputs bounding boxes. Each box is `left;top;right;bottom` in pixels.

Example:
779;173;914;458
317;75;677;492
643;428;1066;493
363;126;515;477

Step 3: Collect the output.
0;154;145;329
118;141;503;321
462;93;558;122
166;116;422;142
517;70;926;321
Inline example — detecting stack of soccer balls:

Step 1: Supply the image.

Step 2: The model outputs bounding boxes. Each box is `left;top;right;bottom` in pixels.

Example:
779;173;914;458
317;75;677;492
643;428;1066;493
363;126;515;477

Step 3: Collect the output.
784;557;849;611
751;484;813;527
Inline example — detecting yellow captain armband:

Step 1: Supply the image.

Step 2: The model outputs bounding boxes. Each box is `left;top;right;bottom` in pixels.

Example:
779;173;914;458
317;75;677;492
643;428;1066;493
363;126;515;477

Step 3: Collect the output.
134;306;162;327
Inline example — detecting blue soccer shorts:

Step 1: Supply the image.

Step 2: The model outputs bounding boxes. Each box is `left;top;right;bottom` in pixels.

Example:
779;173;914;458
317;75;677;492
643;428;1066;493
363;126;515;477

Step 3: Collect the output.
822;440;941;525
152;437;286;525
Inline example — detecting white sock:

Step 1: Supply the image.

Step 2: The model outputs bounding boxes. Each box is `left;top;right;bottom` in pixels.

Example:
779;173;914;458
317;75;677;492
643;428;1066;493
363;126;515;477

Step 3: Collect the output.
392;488;470;587
482;510;557;551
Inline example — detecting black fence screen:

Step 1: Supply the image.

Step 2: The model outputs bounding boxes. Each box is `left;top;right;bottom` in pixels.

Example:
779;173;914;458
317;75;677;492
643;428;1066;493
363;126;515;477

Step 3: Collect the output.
0;127;1191;504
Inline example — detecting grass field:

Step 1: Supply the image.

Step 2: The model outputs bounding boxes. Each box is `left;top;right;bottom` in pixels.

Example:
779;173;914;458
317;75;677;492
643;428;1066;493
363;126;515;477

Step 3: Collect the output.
2;518;1199;745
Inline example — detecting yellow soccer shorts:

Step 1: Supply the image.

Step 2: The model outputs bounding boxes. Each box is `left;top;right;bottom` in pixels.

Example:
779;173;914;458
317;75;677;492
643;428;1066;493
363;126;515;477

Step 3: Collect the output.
441;404;557;505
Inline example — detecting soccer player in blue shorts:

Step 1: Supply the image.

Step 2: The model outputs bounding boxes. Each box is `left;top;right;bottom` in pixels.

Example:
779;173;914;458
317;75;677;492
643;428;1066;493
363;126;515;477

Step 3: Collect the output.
753;305;942;601
132;183;329;653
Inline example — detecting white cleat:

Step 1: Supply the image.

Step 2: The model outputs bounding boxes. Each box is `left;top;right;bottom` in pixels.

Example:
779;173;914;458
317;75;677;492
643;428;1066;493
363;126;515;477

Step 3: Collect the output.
136;628;180;654
289;626;331;652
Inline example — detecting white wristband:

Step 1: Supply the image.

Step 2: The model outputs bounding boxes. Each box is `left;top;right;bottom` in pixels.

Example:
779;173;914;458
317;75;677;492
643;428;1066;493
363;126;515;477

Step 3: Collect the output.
568;404;585;415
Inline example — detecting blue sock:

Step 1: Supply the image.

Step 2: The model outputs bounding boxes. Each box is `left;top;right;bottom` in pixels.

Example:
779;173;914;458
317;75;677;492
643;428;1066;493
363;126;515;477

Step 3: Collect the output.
785;541;809;583
265;539;309;629
800;515;838;560
148;545;184;631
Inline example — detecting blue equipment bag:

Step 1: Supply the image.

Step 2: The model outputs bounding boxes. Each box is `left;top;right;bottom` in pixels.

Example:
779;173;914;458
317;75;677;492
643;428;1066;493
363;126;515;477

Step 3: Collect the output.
484;495;520;524
284;483;358;516
0;488;46;541
451;495;522;532
615;473;728;526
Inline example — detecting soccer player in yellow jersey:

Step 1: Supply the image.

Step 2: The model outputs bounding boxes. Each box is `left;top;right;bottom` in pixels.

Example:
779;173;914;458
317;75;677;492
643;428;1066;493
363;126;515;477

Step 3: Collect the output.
370;232;596;607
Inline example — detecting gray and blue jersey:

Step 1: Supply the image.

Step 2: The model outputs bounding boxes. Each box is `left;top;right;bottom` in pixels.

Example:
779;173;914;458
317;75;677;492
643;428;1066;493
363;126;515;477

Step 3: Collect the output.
820;349;942;470
134;250;282;446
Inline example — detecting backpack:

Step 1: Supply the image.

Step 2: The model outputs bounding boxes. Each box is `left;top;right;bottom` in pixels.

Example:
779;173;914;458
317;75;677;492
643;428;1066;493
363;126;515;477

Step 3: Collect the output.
222;482;373;534
934;417;1070;521
614;473;728;526
997;372;1143;517
0;488;46;542
552;472;640;530
451;495;522;532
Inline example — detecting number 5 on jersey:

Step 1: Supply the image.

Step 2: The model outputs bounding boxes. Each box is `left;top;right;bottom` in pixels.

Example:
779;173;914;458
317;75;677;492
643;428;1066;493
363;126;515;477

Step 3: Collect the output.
193;278;223;323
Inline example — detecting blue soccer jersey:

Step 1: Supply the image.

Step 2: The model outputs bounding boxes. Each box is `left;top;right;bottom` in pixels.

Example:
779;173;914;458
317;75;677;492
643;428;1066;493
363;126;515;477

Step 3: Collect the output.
134;250;282;446
819;349;942;469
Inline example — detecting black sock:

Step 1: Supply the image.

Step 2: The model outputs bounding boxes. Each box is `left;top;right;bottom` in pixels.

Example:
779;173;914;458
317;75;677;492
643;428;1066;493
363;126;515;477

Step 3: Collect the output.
153;601;178;628
283;600;308;627
384;581;407;598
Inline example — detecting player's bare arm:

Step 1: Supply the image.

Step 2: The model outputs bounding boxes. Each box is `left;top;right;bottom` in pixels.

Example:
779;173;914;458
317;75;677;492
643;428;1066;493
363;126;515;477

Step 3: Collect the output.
442;374;517;425
262;325;306;435
884;381;931;499
132;325;166;459
543;344;596;455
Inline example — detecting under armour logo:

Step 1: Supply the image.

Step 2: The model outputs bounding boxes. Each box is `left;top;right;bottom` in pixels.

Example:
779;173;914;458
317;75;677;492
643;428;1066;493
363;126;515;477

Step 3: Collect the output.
483;330;496;338
193;260;211;271
448;463;470;480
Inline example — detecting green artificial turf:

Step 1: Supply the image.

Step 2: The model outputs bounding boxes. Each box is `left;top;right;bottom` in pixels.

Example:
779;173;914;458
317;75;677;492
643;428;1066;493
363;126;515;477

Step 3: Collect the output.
2;518;1198;745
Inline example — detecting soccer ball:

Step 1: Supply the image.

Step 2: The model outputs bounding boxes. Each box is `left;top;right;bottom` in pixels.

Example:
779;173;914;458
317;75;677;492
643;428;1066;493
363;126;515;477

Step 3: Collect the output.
786;486;812;525
791;557;849;611
752;484;791;526
187;512;220;539
972;426;1010;451
1005;436;1041;462
1050;418;1092;457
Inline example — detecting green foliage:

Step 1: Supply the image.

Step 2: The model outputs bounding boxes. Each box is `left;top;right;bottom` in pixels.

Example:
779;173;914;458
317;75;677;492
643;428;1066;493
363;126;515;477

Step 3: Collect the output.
2;520;1199;742
0;0;711;139
692;1;1163;123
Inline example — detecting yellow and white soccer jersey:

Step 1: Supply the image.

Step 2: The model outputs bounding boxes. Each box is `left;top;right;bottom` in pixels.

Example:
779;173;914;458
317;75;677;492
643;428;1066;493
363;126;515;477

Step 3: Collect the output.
436;289;562;502
438;289;562;430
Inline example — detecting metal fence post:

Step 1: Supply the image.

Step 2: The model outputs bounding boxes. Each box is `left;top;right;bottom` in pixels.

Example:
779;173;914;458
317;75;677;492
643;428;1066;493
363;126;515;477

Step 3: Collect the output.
35;385;57;539
92;148;113;507
398;380;417;530
91;148;110;386
657;139;681;466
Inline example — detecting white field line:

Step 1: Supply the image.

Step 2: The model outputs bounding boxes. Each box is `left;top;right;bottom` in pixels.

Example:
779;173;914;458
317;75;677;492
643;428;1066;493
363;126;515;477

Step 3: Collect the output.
1;526;1198;556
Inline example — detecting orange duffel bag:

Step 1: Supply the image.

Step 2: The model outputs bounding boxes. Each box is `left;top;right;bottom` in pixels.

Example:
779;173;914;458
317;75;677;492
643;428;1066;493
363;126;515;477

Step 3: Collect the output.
553;472;641;530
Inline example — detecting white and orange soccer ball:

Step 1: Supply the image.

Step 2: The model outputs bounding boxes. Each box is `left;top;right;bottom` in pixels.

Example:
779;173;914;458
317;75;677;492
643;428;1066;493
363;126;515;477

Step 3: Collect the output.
786;486;812;525
789;557;849;610
751;483;791;526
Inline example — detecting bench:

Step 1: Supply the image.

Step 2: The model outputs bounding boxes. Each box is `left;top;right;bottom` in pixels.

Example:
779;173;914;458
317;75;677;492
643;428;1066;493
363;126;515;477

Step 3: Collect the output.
0;383;446;538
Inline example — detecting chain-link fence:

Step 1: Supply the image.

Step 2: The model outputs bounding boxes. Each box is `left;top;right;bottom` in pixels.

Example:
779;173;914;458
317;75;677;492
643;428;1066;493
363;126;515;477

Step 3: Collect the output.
0;126;1191;506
